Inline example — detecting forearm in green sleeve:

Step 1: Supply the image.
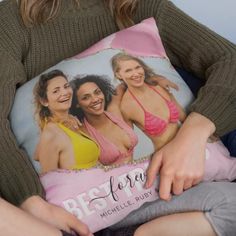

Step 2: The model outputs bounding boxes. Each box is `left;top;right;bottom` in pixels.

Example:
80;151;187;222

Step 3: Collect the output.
189;85;236;136
0;52;45;206
154;0;236;135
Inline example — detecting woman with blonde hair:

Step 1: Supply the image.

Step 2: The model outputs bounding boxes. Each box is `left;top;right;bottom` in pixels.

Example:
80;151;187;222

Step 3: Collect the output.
0;0;236;235
112;53;178;90
111;52;187;149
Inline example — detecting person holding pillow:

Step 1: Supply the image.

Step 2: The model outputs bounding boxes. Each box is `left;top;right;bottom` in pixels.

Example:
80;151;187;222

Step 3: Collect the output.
0;0;236;235
33;70;100;173
68;67;236;235
112;52;236;179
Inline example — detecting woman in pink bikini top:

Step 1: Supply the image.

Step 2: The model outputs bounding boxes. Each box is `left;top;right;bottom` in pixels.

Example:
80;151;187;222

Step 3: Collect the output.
111;52;186;150
70;74;138;166
128;85;180;136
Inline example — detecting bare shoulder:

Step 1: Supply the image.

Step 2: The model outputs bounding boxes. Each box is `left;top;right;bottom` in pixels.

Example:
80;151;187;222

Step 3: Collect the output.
120;92;136;118
154;85;172;101
35;123;63;161
40;122;64;143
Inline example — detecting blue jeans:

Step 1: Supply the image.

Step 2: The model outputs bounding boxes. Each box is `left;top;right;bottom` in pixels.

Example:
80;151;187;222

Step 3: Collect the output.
176;68;236;157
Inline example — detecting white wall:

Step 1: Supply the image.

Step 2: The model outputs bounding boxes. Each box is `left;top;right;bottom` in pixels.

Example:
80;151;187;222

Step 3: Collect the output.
171;0;236;44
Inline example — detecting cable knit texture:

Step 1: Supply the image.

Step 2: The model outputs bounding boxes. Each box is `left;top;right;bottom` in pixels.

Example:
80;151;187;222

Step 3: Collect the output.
0;0;236;205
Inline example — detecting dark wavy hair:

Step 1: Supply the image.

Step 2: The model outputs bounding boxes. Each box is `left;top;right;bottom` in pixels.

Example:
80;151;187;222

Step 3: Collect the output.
70;74;116;121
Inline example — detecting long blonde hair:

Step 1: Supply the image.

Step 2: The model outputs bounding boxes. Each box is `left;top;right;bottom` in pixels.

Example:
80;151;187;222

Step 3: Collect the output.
17;0;138;29
111;53;158;82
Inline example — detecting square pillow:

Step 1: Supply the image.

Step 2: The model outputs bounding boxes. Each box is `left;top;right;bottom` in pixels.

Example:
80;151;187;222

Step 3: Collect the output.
10;18;194;233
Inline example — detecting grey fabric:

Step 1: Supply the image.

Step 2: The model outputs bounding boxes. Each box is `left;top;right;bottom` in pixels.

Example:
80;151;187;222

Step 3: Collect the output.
111;182;236;236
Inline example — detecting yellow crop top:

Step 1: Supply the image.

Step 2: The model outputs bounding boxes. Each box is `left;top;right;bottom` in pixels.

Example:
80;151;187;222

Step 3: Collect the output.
58;124;100;170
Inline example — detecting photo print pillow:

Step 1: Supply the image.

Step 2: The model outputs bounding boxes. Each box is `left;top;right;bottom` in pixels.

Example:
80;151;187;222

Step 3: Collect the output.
10;18;195;232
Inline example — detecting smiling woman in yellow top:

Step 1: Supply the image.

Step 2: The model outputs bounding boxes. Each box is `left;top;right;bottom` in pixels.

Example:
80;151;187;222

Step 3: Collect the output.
34;69;99;173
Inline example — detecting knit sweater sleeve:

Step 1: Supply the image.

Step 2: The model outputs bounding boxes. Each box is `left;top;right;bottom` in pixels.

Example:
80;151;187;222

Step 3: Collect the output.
139;0;236;136
0;50;45;206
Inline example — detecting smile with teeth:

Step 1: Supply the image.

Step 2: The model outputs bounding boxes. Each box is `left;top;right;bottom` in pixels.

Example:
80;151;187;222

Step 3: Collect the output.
131;76;143;82
90;101;103;110
58;96;71;103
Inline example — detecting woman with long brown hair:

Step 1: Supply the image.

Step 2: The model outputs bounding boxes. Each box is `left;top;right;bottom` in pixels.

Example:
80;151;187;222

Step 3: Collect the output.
0;0;236;235
33;70;100;173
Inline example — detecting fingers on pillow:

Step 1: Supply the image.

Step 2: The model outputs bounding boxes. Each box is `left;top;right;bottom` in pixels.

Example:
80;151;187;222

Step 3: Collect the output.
145;152;162;189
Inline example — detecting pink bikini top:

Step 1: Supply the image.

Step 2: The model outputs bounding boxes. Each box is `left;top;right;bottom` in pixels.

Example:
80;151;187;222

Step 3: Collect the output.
128;85;179;136
83;111;138;166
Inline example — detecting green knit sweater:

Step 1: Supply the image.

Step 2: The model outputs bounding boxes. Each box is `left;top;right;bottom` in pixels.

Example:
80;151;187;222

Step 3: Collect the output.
0;0;235;205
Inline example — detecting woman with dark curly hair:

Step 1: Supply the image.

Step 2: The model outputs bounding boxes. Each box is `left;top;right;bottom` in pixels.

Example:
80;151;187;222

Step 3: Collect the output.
70;74;138;166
